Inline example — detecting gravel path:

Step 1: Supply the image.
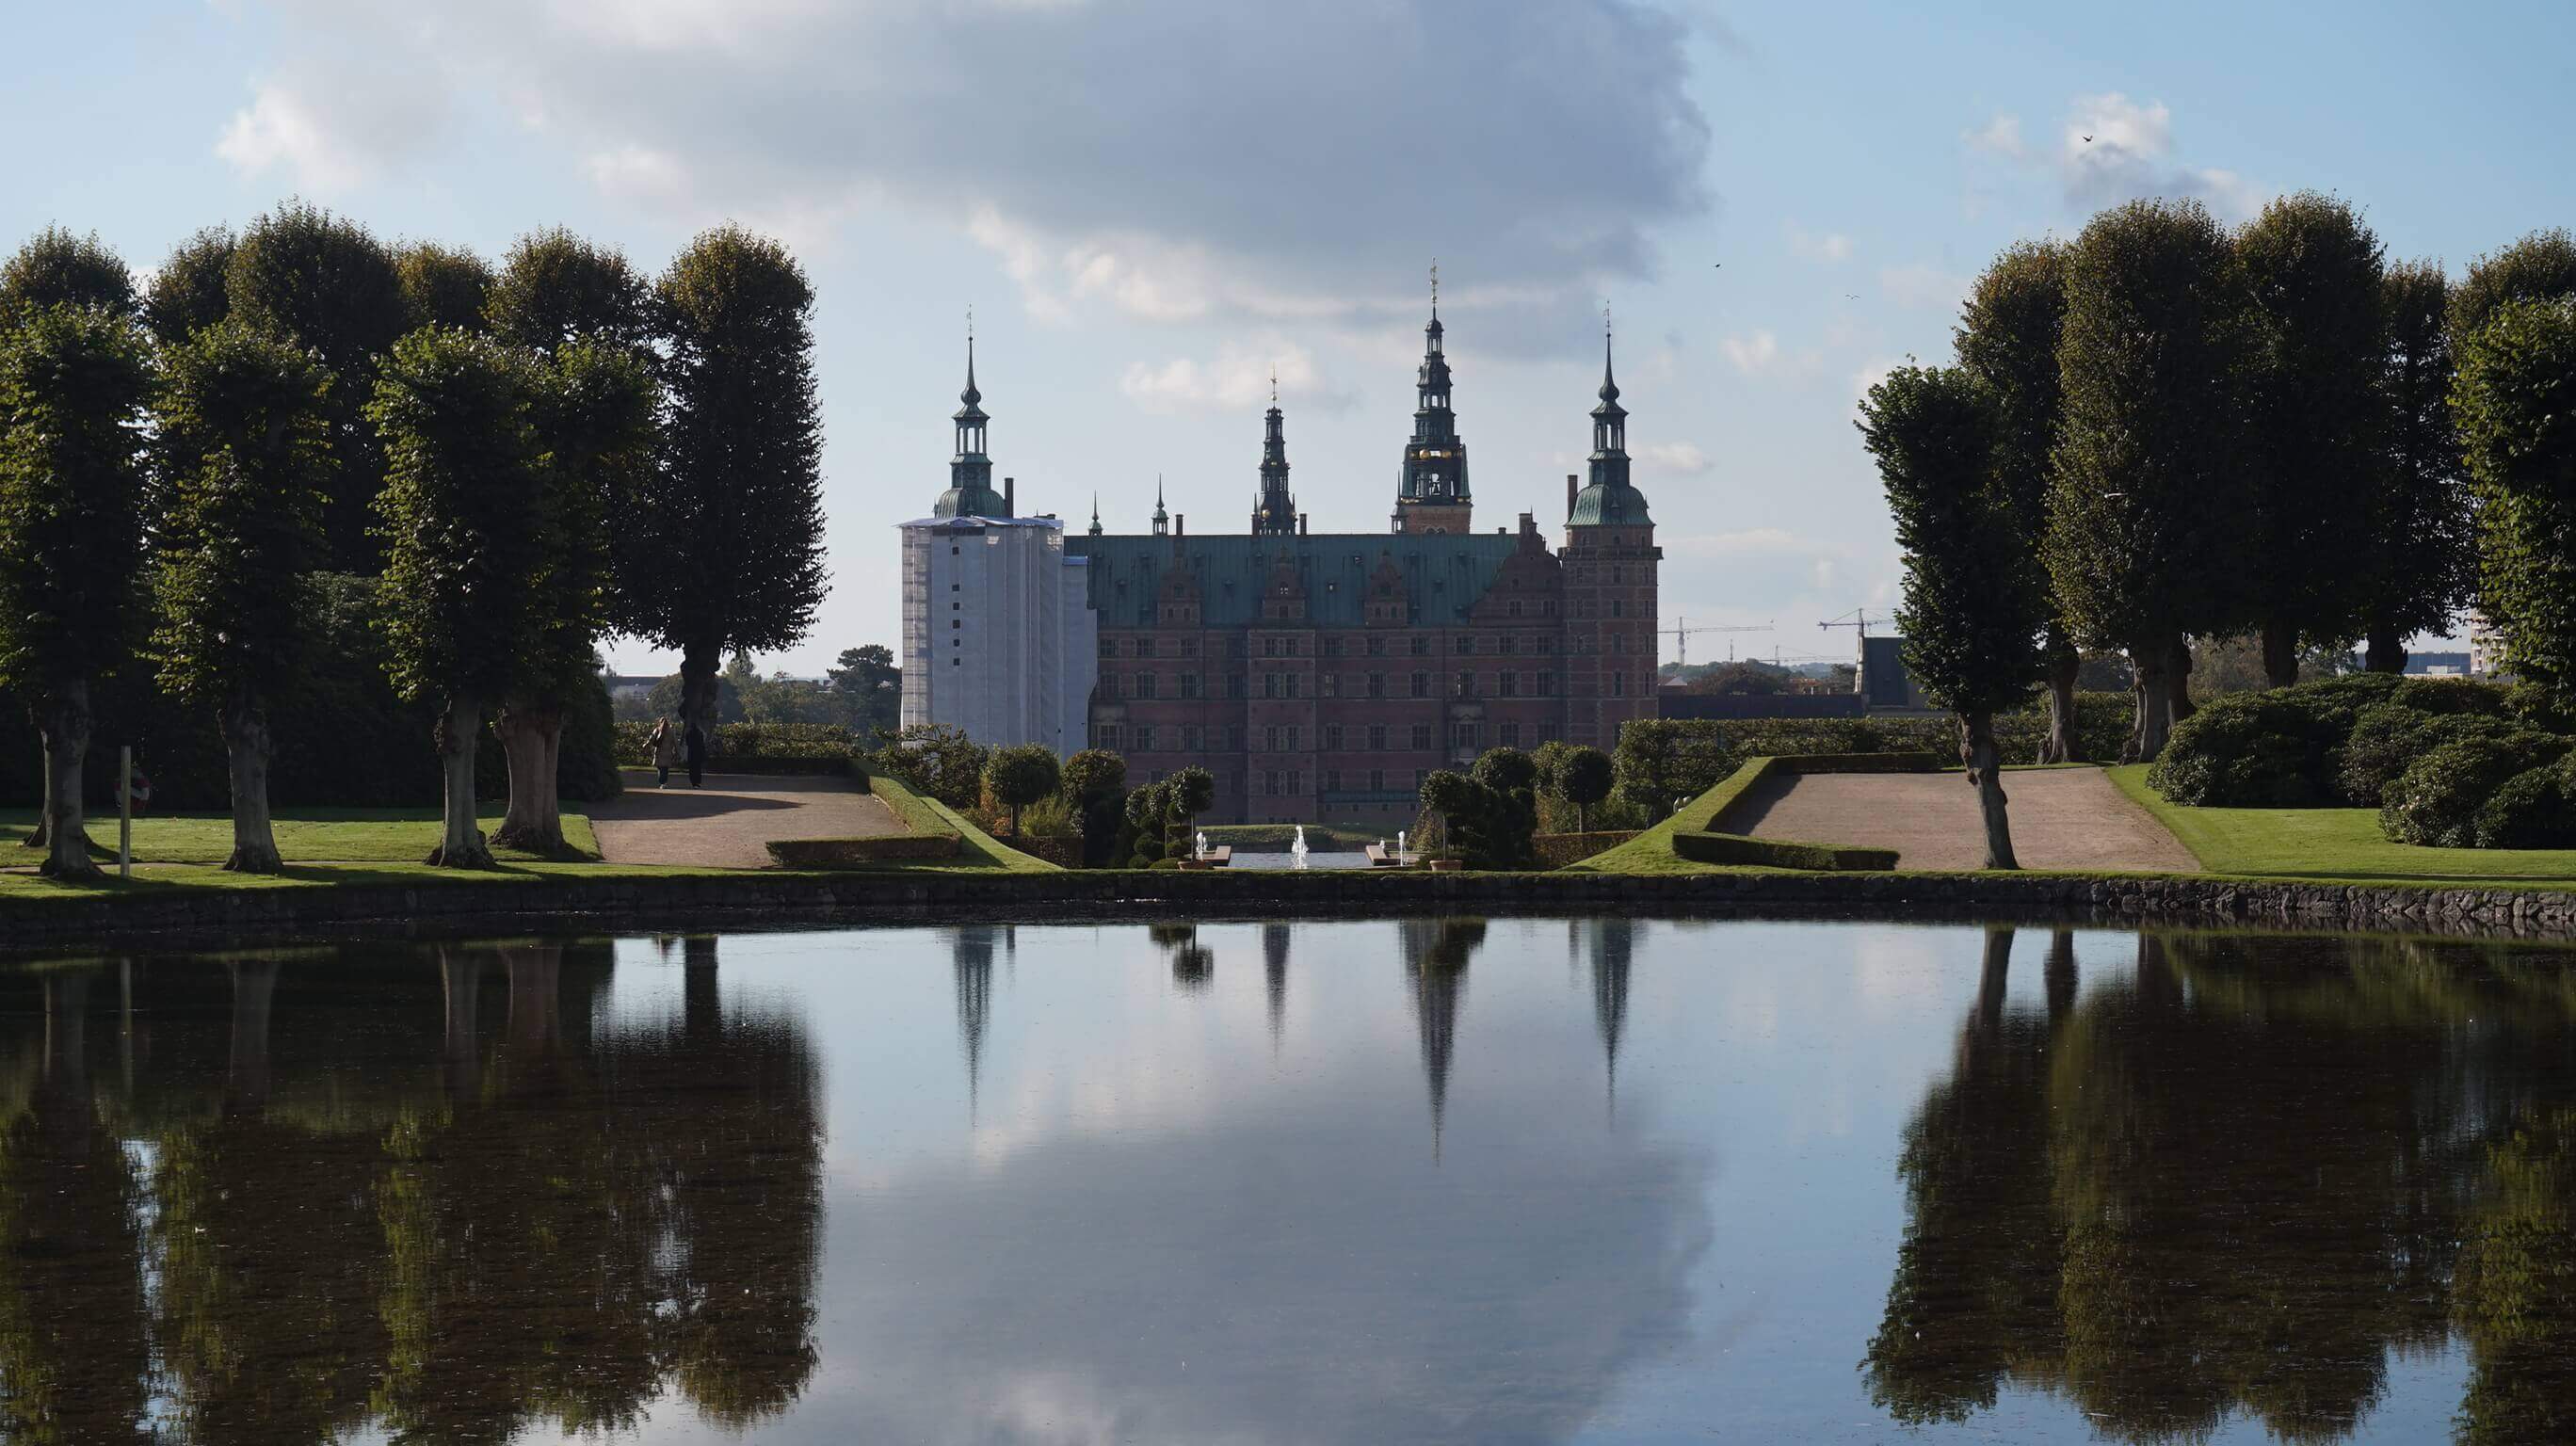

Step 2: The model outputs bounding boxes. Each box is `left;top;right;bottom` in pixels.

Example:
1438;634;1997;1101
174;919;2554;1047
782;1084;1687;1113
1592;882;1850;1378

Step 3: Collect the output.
588;770;904;868
1728;766;2202;873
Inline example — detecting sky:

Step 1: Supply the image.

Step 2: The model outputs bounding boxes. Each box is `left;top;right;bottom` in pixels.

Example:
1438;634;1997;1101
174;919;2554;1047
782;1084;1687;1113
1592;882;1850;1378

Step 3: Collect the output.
7;0;2571;676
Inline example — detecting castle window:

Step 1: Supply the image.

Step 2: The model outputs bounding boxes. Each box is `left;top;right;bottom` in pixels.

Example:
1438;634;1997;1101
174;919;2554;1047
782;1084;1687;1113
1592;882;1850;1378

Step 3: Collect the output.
1287;727;1300;751
1368;725;1387;751
1501;722;1521;747
1099;635;1116;657
1227;674;1245;699
1410;635;1429;656
1369;769;1385;792
1321;674;1338;699
1325;769;1342;793
1508;601;1521;618
1285;673;1300;699
1325;725;1344;750
1410;671;1428;699
1540;670;1557;697
1368;672;1386;699
1410;724;1432;751
1183;725;1201;750
1501;671;1519;698
1136;673;1156;699
1455;669;1474;698
1180;674;1200;699
1265;726;1281;752
1456;635;1474;654
1611;672;1625;696
1502;635;1518;655
1611;600;1624;619
1136;725;1156;750
1368;635;1388;657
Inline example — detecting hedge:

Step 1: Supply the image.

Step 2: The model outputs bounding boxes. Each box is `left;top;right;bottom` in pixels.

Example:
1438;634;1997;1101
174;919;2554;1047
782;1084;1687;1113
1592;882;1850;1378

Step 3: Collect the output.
1772;751;1944;774
1533;830;1642;868
765;832;958;865
2380;732;2575;848
613;720;864;768
1671;830;1900;872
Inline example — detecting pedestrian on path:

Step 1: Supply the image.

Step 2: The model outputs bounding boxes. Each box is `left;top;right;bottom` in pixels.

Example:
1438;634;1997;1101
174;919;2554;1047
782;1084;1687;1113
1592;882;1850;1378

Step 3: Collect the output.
684;719;708;789
648;716;682;788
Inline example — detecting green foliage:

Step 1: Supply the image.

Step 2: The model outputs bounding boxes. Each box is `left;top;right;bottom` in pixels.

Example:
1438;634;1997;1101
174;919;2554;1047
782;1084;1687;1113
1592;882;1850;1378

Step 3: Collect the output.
148;319;332;706
624;225;827;661
2453;297;2576;711
486;228;653;354
0;226;136;320
2339;704;2517;808
2359;260;2476;650
144;226;234;345
525;342;653;695
2474;758;2576;851
1416;750;1538;869
2380;732;2574;848
980;744;1060;828
1167;764;1216;824
2149;674;2407;807
1545;744;1615;830
225;202;408;570
1015;794;1082;841
1671;830;1899;871
2048;199;2250;650
1612;718;1743;819
2232;193;2388;659
368;329;544;710
824;644;901;737
1059;747;1128;865
0;303;152;692
2452;229;2576;341
394;242;492;333
868;722;989;811
1954;239;2067;543
1863;363;2045;719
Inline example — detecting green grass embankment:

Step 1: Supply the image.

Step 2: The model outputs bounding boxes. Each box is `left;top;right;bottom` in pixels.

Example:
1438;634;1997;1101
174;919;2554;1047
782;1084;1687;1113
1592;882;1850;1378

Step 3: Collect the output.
1563;758;1789;876
0;804;598;866
2107;765;2576;889
870;776;1060;874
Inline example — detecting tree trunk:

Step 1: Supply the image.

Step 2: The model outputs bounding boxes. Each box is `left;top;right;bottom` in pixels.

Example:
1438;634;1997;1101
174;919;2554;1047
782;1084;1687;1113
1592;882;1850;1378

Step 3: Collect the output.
2260;618;2301;690
226;958;280;1107
2128;641;2176;763
220;687;283;874
20;713;45;849
1576;800;1588;833
2364;619;2407;674
36;681;98;880
1960;710;2018;870
1976;927;2013;1034
490;699;570;857
2166;635;2197;722
680;645;720;742
2039;626;2083;763
427;690;494;868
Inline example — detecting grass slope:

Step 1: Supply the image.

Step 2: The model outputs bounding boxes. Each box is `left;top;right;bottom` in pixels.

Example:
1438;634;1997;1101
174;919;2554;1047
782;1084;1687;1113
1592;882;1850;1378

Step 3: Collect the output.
0;804;598;865
1563;759;1789;876
2108;765;2576;888
861;775;1061;874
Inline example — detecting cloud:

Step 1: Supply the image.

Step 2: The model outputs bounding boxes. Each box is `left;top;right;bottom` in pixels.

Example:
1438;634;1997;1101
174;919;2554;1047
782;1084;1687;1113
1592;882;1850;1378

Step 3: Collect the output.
1119;338;1348;414
1878;261;1969;311
1718;329;1825;380
221;0;1716;345
1966;92;2259;219
1784;221;1853;264
1635;441;1713;474
215;83;378;191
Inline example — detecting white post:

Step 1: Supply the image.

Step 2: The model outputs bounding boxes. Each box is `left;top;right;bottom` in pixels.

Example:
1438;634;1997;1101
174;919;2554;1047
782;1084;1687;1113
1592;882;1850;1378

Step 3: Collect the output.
118;744;132;879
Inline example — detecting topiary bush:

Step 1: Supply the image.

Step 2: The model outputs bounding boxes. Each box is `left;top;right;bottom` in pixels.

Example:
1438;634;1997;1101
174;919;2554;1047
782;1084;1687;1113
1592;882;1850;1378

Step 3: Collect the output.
2475;757;2576;849
2380;731;2575;847
2148;690;2347;806
2337;704;2520;807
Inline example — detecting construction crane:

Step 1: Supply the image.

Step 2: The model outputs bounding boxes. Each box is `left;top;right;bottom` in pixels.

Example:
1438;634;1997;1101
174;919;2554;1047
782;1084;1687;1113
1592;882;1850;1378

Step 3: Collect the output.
1816;607;1872;639
1659;616;1773;668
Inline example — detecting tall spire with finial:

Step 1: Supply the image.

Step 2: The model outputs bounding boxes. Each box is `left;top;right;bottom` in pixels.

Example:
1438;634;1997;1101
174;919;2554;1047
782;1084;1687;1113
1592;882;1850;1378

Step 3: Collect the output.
1570;300;1650;528
1393;260;1472;533
935;308;1006;518
1087;491;1103;537
1252;362;1296;536
1151;474;1168;537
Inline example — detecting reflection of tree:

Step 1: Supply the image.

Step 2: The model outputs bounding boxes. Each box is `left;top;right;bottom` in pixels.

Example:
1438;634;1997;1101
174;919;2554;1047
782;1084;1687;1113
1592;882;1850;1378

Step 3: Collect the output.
1264;922;1291;1043
0;939;825;1442
1151;923;1213;990
1866;929;2576;1444
952;925;997;1112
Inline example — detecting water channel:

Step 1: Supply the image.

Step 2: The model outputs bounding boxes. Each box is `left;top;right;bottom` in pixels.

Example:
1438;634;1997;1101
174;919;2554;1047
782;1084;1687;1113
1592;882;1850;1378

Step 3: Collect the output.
3;919;2571;1442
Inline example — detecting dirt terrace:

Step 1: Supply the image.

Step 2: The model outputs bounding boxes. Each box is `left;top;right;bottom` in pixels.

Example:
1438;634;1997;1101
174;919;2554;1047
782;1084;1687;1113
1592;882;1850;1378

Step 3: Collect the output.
1728;766;2201;873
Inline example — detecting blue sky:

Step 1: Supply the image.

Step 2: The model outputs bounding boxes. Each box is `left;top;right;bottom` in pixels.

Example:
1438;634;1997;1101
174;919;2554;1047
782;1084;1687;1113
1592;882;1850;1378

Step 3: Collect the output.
8;1;2569;674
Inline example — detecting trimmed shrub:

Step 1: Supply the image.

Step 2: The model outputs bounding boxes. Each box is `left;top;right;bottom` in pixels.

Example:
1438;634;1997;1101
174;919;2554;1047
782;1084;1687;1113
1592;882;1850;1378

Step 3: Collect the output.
2380;731;2575;847
2337;704;2520;807
2383;677;2511;718
1671;830;1900;871
2476;761;2576;849
2149;691;2345;806
766;832;958;866
1533;830;1642;868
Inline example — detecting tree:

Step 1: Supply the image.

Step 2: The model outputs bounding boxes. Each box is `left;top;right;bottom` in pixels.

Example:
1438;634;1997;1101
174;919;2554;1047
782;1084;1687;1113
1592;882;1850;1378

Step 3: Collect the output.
826;644;901;736
144;226;234;345
0;303;151;877
980;745;1060;834
2048;199;2249;762
148;320;332;873
1956;239;2085;761
394;242;492;333
1552;745;1615;832
1058;747;1127;865
370;329;544;867
485;227;654;354
0;227;137;322
2452;297;2576;712
225;202;409;570
1864;364;2045;868
1165;764;1216;854
2452;228;2576;342
2232;193;2388;686
871;723;988;810
3;228;139;857
1682;661;1787;695
2356;261;2475;672
624;226;827;741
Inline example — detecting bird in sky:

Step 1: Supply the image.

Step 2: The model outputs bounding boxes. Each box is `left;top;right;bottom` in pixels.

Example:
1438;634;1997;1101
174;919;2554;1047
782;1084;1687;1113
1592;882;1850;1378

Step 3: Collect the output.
2082;134;2094;142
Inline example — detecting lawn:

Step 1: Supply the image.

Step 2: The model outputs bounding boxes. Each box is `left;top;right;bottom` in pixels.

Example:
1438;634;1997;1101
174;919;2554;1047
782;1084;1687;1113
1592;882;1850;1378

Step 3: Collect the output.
1562;758;1790;876
2107;765;2576;888
2;804;599;867
0;857;745;902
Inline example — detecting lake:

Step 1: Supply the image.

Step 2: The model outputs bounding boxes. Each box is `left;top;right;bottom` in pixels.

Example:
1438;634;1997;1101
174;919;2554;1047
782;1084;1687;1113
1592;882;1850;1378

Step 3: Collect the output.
3;918;2571;1443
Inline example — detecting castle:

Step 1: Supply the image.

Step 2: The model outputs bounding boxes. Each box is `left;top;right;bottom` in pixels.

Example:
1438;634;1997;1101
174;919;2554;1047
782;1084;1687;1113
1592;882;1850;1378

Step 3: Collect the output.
899;297;1661;827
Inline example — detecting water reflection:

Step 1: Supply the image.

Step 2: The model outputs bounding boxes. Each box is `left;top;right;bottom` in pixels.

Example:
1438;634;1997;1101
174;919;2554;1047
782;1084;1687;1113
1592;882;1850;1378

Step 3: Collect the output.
0;940;820;1444
1866;928;2576;1444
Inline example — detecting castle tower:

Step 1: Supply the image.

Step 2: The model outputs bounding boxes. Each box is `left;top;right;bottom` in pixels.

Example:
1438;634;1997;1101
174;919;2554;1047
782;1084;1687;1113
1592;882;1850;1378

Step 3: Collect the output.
1561;315;1660;749
1393;267;1473;535
1251;370;1296;536
932;331;1007;519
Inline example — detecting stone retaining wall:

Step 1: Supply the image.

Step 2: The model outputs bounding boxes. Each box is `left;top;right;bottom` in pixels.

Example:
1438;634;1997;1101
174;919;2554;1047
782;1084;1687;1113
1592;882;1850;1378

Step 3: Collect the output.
8;868;2576;954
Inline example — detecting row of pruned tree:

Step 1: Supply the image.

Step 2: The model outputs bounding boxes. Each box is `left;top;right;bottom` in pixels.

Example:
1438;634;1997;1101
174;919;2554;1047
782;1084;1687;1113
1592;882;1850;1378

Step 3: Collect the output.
0;208;827;876
1861;193;2576;866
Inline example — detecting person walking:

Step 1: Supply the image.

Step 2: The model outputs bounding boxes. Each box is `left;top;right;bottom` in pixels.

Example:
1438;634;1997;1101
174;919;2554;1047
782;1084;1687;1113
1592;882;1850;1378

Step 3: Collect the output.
684;718;708;789
648;716;681;788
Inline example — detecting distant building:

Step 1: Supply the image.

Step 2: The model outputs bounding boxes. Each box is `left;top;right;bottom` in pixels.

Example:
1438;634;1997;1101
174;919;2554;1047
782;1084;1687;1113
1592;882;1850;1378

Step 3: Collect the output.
2403;651;2471;677
900;293;1664;824
2468;612;2504;678
895;342;1098;755
1856;635;1932;712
